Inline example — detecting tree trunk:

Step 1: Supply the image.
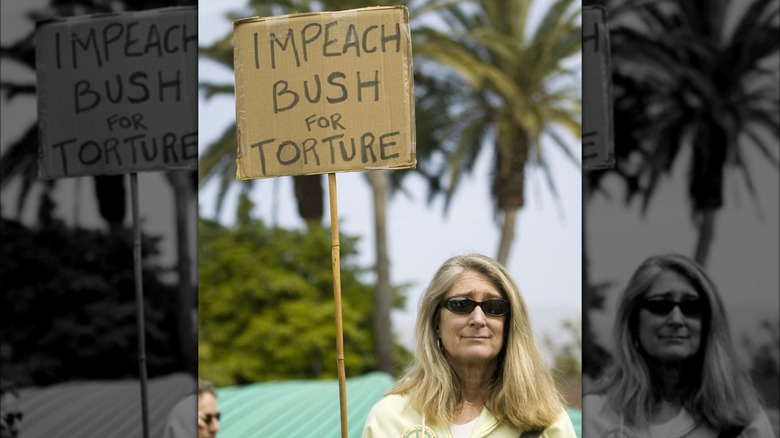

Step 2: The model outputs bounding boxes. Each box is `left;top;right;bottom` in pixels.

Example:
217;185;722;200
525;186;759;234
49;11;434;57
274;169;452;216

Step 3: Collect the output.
496;207;518;266
93;174;126;234
689;117;725;268
293;174;324;225
167;171;197;376
493;119;528;266
694;208;716;267
367;170;394;372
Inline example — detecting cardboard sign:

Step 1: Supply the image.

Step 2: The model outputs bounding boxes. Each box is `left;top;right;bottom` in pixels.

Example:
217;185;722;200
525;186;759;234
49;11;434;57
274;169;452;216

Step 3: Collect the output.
233;6;416;180
36;7;198;179
582;6;614;170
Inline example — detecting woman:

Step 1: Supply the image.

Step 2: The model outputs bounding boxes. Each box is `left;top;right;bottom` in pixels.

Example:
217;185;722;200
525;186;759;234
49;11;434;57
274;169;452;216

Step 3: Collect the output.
583;253;775;438
363;253;576;438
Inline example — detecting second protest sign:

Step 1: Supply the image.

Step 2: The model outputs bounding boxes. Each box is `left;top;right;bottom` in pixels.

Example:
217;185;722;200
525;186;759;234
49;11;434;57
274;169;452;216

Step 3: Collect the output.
36;7;198;179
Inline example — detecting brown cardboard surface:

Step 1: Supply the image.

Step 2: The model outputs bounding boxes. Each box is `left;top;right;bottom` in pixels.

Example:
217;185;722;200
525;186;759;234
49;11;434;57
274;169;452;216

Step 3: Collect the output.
36;7;198;179
582;6;614;170
233;6;416;180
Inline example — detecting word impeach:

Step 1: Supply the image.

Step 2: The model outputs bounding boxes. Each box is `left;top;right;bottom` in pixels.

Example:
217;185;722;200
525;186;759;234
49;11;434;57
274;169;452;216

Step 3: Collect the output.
36;7;198;179
233;6;416;179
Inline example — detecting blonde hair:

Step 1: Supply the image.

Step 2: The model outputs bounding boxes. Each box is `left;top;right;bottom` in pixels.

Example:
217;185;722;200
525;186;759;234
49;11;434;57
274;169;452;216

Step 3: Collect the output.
592;253;762;429
390;253;563;429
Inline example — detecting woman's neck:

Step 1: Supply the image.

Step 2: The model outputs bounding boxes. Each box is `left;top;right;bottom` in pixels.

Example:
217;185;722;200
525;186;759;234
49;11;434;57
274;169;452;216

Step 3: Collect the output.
651;361;686;404
451;359;497;405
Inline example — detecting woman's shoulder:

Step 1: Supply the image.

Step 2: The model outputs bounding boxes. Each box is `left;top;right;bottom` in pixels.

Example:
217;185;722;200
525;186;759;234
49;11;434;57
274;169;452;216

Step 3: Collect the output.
539;408;578;438
581;393;622;438
368;393;410;413
742;407;776;438
362;394;428;438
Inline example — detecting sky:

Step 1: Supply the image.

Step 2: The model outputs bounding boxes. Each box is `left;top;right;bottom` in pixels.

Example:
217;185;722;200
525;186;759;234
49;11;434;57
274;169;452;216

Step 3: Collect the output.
197;0;583;354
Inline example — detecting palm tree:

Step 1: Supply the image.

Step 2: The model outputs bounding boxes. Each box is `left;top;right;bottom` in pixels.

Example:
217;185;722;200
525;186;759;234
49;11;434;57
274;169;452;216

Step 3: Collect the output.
412;0;581;266
589;0;779;267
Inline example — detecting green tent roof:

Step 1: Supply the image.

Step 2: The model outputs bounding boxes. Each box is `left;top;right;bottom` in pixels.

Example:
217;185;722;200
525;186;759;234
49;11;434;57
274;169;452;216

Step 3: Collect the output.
216;372;395;437
17;372;195;437
216;372;582;438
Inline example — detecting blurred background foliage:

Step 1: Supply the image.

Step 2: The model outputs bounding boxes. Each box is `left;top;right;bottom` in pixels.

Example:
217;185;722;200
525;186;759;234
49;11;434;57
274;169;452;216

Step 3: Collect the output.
0;217;184;386
198;193;411;386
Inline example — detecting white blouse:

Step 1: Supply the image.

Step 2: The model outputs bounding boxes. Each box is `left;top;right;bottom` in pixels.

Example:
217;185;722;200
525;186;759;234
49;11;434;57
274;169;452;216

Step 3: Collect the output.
451;416;480;438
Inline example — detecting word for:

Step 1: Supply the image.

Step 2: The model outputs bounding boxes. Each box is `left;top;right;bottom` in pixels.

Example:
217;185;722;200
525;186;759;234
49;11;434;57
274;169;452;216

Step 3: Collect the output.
304;113;344;131
53;20;197;69
107;113;146;132
256;21;401;70
74;69;184;113
250;131;401;176
50;131;197;176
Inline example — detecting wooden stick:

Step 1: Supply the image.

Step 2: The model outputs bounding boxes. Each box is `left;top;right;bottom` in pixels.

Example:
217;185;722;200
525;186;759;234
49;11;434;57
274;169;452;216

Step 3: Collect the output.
130;173;150;438
328;173;348;438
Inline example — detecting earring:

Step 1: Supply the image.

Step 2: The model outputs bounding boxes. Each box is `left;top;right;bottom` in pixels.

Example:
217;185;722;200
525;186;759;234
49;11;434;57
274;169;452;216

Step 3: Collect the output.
437;338;444;352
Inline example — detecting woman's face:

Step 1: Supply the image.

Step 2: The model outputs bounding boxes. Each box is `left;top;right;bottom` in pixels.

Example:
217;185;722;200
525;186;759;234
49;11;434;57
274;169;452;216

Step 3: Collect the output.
438;270;507;368
636;270;703;364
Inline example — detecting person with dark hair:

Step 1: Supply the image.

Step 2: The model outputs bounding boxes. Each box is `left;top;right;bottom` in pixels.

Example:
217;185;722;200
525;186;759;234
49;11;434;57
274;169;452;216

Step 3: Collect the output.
583;253;775;438
363;253;575;437
0;379;22;438
197;380;221;438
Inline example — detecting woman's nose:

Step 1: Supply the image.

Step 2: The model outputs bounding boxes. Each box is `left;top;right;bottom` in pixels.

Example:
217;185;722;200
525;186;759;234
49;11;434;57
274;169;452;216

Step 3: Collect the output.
469;305;487;326
667;305;686;325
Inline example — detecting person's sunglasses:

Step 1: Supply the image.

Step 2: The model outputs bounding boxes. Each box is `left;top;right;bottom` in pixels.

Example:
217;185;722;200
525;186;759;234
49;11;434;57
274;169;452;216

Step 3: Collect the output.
640;299;704;317
442;297;510;317
2;412;23;426
201;412;221;425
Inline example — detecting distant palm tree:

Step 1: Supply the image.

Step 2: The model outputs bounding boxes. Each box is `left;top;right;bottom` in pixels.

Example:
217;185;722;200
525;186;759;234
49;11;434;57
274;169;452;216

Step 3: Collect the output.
589;0;779;267
412;0;581;265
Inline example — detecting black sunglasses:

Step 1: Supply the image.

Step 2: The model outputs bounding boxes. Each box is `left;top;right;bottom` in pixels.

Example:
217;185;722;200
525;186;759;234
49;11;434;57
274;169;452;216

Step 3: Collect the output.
442;297;510;317
201;412;221;425
2;412;23;426
640;299;704;317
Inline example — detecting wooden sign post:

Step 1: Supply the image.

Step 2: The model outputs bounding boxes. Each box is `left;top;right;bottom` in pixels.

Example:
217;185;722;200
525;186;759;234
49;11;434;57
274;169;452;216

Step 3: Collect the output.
233;6;416;436
35;8;198;438
583;6;614;170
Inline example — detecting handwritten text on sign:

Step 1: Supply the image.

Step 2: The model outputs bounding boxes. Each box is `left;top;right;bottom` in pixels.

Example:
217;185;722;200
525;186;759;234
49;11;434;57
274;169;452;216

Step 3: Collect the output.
36;7;198;179
583;6;614;170
233;6;416;180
